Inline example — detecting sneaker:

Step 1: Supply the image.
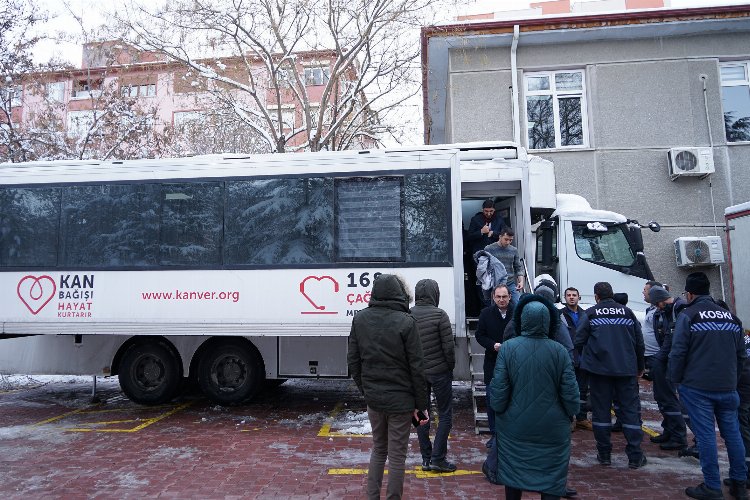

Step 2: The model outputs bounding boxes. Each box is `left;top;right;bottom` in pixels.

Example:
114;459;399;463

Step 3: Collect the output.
596;452;611;466
628;455;647;469
679;445;701;459
725;477;750;490
660;440;687;451
650;433;672;444
430;460;457;473
575;419;593;431
685;482;724;500
421;459;431;471
563;487;578;498
730;479;750;499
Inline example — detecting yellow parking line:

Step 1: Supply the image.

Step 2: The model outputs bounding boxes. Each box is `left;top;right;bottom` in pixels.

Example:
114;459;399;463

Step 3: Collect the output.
67;401;192;432
318;402;372;438
328;467;480;478
32;408;87;426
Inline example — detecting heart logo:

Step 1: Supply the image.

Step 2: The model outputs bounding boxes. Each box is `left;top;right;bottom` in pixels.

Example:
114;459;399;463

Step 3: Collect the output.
300;275;339;312
17;275;57;315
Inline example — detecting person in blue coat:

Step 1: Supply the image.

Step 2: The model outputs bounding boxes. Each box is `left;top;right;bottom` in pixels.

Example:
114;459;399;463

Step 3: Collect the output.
489;294;579;499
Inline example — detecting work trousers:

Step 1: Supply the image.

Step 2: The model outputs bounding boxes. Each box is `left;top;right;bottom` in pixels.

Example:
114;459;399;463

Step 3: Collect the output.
417;370;453;463
366;408;412;500
588;373;643;461
651;358;687;445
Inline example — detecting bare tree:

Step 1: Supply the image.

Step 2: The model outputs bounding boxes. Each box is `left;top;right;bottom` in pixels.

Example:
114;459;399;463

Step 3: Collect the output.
114;0;453;152
1;0;49;162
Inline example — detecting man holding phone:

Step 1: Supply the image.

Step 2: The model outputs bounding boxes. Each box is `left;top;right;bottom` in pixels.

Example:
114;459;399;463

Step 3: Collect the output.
348;274;429;499
411;279;457;473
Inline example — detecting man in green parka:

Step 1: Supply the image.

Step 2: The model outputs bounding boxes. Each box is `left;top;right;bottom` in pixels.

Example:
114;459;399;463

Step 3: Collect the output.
489;294;580;500
348;274;429;499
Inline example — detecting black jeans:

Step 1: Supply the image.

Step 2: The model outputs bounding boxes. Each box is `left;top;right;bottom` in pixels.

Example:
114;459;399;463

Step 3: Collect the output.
651;358;687;444
417;370;453;463
575;367;589;421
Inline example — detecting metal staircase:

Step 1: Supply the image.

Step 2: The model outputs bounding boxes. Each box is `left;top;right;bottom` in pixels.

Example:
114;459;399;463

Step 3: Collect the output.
467;317;490;435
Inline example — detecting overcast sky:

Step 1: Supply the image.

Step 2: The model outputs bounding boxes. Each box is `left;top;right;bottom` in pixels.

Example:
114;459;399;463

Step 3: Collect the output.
32;0;750;66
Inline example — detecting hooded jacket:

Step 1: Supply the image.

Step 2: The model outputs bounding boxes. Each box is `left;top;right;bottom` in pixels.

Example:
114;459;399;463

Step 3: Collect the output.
489;295;579;496
347;274;429;412
410;279;455;376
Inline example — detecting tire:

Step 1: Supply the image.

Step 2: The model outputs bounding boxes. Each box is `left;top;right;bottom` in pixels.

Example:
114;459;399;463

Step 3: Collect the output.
198;340;265;405
118;342;181;405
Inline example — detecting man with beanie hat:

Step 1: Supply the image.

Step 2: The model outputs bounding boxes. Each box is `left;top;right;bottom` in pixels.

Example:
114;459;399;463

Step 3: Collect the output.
648;286;689;453
669;272;748;500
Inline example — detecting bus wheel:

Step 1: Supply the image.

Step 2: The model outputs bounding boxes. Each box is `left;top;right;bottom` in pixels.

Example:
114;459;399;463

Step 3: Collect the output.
198;340;265;405
118;342;181;405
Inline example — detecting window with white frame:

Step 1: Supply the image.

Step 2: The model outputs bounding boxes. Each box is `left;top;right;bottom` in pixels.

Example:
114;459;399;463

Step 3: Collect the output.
67;110;95;138
47;82;66;102
304;67;330;86
173;111;205;127
269;106;296;130
721;62;750;143
71;78;103;99
524;70;587;150
2;85;23;107
121;83;156;98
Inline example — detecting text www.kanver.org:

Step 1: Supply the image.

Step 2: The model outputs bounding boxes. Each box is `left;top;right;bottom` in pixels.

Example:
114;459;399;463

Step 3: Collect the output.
141;290;240;303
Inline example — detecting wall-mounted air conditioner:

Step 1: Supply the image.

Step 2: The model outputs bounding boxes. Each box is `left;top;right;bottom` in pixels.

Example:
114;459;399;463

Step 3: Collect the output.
674;236;724;267
668;147;715;179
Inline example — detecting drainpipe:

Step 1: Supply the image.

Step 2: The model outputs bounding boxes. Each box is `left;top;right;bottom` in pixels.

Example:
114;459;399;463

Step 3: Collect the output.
511;25;521;145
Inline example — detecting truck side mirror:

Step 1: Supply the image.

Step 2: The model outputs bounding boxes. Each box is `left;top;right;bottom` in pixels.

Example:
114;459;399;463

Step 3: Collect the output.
629;226;644;253
648;221;661;232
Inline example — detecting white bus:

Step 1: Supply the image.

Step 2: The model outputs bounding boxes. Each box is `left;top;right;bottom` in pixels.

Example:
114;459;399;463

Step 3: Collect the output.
0;143;655;405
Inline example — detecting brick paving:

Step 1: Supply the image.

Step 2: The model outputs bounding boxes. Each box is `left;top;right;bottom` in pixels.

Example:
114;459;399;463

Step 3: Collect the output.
0;376;734;499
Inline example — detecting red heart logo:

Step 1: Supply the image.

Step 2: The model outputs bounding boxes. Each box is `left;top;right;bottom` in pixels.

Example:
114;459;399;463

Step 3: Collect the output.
300;275;339;311
17;275;57;315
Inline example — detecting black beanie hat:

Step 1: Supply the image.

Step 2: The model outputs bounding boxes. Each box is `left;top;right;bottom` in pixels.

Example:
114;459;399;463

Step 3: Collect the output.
685;272;710;295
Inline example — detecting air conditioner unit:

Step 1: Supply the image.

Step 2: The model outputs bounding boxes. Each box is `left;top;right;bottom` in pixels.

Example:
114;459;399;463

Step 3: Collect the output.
674;236;724;267
668;147;715;179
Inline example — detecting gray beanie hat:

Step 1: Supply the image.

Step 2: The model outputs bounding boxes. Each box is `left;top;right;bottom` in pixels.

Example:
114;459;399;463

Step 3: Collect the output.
649;286;671;304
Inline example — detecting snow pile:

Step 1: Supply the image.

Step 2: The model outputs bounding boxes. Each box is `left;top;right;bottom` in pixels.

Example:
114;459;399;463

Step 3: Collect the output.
334;410;371;435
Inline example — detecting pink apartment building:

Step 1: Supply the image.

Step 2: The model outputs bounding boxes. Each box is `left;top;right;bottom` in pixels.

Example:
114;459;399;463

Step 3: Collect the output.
3;40;362;158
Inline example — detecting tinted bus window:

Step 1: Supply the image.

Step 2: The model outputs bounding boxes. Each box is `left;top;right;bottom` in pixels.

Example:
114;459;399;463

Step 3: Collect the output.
160;182;222;266
336;177;404;262
0;187;61;267
60;184;160;267
405;172;450;263
225;178;334;265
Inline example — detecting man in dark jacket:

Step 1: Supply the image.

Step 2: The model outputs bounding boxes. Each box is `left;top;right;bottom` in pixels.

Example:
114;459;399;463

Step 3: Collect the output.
561;287;591;431
410;279;456;473
467;199;506;255
649;286;689;453
348;274;429;500
669;272;748;500
575;281;647;470
476;284;514;444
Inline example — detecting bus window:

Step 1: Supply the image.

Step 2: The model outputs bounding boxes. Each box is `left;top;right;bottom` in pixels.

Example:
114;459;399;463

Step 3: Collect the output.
0;187;60;267
335;176;404;261
160;182;223;266
225;177;334;265
405;172;450;263
60;184;160;267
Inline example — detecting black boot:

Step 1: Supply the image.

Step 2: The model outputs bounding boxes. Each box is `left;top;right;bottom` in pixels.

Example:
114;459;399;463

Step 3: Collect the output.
596;451;611;465
730;479;749;499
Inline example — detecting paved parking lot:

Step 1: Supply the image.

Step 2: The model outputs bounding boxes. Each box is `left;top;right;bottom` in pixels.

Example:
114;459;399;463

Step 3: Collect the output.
0;375;732;499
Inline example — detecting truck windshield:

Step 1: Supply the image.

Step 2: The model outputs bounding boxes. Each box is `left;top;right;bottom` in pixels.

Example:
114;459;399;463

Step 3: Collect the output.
572;222;635;267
